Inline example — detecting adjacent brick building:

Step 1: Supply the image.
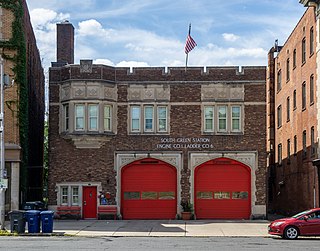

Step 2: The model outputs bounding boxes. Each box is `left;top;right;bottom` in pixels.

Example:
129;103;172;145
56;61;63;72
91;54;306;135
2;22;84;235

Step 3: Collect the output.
267;1;320;215
48;21;267;220
0;0;45;212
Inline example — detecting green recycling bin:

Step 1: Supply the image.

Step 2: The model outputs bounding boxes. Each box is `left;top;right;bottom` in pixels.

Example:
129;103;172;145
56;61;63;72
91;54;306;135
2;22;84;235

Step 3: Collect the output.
25;210;41;233
40;211;54;233
9;210;26;233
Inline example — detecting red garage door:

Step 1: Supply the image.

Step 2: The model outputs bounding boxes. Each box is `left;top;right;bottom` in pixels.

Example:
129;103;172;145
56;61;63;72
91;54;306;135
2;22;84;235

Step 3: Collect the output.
121;158;177;219
195;157;251;219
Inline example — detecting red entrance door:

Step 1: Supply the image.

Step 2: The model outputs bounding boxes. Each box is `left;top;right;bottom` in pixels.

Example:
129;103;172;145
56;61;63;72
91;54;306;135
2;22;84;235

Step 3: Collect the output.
121;158;177;219
83;186;97;219
195;157;251;219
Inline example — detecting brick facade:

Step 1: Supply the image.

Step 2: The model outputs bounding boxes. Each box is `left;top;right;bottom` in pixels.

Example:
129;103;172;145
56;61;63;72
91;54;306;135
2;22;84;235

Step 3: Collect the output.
49;58;267;218
0;0;45;211
267;5;319;215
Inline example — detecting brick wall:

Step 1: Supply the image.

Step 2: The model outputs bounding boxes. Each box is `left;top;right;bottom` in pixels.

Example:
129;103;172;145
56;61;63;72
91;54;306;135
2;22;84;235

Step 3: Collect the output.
48;65;267;208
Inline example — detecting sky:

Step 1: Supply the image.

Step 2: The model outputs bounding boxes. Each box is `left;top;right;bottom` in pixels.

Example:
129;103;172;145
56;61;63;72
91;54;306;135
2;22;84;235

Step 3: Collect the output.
25;0;306;72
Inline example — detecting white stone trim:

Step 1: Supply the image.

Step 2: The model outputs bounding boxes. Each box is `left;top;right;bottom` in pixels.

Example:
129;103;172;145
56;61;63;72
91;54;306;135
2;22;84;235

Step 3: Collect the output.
189;151;265;219
54;182;102;215
115;152;182;218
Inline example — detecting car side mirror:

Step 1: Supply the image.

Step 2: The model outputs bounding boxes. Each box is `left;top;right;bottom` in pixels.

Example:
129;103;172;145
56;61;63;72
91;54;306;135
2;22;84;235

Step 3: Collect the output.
303;215;308;221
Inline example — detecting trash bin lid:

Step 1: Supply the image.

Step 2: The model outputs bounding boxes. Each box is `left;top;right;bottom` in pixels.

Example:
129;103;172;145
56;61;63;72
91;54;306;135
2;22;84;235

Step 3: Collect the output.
25;210;41;215
40;210;54;215
9;210;25;214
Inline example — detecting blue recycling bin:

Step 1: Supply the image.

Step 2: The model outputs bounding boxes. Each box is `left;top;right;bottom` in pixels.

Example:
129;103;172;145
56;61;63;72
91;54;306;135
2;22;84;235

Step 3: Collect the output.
40;211;54;233
25;210;41;233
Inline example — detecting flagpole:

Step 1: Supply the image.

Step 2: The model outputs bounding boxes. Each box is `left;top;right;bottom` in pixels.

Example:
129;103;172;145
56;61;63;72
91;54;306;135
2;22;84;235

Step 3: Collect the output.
185;23;191;72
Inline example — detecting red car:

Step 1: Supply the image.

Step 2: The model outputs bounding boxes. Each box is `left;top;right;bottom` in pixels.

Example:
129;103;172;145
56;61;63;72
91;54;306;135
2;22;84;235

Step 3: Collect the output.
268;208;320;239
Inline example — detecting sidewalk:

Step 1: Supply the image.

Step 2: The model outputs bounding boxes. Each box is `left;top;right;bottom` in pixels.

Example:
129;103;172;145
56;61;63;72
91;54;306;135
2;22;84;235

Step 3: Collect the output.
4;219;271;237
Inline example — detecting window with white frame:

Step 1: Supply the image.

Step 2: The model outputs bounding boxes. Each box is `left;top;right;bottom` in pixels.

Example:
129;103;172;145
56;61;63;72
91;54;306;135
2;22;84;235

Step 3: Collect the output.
61;186;68;205
72;187;79;205
144;106;154;132
157;106;168;132
104;105;112;131
130;105;169;134
75;104;85;131
63;104;69;131
203;105;242;134
231;106;241;132
131;106;141;132
218;106;227;132
204;106;214;132
88;104;99;131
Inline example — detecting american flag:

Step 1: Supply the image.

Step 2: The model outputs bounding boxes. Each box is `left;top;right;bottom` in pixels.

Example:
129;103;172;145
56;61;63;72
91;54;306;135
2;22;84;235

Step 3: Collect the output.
185;34;197;54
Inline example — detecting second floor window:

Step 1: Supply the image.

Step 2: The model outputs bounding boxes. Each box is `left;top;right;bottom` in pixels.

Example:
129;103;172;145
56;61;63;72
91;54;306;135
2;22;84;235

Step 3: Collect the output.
62;102;115;134
88;104;98;131
104;105;112;131
131;106;141;132
231;106;241;132
130;105;168;133
63;104;69;131
204;106;214;132
75;104;85;131
218;106;227;132
294;135;297;155
287;139;290;160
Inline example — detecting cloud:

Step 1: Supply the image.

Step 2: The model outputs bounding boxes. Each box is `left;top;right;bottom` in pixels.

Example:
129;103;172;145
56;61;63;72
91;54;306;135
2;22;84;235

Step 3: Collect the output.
222;33;240;42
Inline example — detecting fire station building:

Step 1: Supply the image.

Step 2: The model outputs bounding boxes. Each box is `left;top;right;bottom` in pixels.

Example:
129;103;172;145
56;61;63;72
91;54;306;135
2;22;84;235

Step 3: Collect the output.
48;21;267;220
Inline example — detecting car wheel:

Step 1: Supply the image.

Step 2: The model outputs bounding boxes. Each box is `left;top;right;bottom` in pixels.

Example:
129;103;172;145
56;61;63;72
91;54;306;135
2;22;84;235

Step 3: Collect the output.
283;226;299;239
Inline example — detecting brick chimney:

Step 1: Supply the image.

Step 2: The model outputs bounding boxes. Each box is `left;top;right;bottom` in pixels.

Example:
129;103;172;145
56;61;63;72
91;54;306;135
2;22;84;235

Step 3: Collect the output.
57;20;74;64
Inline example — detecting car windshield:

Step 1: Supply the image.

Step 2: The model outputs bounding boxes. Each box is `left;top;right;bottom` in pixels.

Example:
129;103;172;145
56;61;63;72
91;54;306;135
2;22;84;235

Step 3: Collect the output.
292;210;313;218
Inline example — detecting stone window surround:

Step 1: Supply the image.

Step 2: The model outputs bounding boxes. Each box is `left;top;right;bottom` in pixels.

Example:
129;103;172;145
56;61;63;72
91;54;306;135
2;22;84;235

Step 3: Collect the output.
60;101;117;134
128;103;170;135
202;103;244;134
53;182;102;212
